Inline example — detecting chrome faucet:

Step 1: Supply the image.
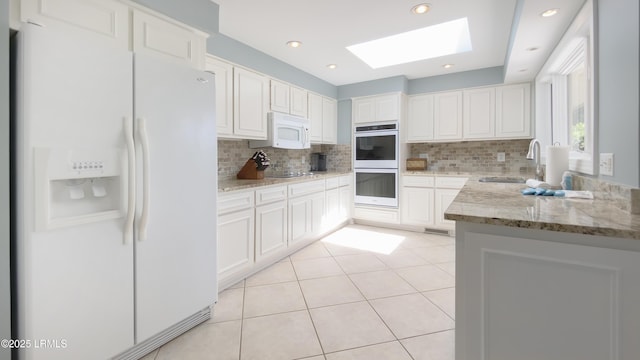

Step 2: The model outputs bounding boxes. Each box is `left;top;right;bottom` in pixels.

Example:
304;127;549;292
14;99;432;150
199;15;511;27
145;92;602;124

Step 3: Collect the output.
526;139;544;181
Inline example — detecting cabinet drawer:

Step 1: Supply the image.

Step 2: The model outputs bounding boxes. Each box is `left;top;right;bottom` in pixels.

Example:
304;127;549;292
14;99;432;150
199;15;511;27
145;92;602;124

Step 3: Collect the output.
255;186;287;206
403;175;435;188
435;177;468;189
218;190;255;214
288;180;325;198
339;174;353;187
353;206;399;224
325;177;340;189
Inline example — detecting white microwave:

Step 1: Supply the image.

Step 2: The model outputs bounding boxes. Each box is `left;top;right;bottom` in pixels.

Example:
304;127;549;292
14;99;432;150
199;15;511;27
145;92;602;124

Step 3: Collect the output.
249;112;310;149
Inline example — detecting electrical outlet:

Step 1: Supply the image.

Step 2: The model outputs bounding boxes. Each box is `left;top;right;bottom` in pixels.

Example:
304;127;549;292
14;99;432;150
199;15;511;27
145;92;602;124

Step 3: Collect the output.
419;153;429;159
301;156;306;164
600;153;614;176
497;152;506;162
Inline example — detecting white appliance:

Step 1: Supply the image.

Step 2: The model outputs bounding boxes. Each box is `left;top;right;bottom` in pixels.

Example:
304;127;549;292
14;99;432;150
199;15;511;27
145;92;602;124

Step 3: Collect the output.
354;122;399;207
13;24;218;360
354;169;399;207
354;122;399;169
249;111;310;149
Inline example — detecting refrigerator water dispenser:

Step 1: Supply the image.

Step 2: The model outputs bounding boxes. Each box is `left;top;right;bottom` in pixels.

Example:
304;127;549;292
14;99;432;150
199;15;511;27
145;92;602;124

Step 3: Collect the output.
34;147;126;231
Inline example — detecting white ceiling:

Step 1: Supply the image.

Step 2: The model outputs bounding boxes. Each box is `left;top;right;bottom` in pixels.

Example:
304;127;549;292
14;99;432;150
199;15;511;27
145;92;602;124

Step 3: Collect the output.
213;0;585;86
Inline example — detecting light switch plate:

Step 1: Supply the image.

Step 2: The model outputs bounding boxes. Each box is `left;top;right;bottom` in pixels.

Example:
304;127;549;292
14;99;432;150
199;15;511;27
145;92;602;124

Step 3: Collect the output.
599;153;614;176
497;152;506;162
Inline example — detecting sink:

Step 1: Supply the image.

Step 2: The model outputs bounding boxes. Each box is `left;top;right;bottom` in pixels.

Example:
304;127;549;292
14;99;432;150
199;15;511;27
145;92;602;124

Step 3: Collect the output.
478;176;526;184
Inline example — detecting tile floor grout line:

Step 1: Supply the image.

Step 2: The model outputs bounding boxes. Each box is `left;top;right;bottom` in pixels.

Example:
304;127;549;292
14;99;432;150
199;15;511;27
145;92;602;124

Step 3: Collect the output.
291;254;328;358
206;225;455;360
238;280;247;360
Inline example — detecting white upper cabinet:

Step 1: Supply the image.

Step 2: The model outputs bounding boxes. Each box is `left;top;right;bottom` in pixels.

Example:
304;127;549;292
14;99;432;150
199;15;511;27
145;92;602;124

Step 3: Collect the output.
18;0;208;69
270;80;308;117
496;83;531;138
233;67;269;140
434;91;463;140
407;83;531;143
353;93;401;124
376;94;400;121
407;94;435;142
308;92;337;144
205;56;234;137
131;9;206;70
322;97;338;144
308;93;324;143
463;87;495;140
270;79;290;113
290;86;308;117
19;0;130;48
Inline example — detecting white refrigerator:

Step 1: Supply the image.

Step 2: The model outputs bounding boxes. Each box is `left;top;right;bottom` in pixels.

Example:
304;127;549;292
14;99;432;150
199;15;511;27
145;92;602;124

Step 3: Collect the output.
14;23;218;360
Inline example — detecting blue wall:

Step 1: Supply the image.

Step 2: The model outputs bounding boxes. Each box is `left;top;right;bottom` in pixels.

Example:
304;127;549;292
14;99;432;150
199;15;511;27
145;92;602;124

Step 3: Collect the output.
408;66;504;94
597;0;640;187
337;76;408;100
1;0;10;358
132;0;219;35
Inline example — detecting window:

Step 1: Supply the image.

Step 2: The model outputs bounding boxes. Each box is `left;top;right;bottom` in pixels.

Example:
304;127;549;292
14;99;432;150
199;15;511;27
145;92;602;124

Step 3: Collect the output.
536;0;596;174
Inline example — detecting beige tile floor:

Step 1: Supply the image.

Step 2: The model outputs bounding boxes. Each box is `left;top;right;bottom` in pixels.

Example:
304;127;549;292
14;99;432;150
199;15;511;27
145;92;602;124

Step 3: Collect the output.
142;224;455;360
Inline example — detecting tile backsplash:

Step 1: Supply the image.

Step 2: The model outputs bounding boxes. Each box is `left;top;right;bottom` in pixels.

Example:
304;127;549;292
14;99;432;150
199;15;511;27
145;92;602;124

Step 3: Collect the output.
410;139;534;174
217;140;352;179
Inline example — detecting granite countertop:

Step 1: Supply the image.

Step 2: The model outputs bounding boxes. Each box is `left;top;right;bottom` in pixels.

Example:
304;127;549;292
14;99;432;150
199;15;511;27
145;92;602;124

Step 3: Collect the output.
218;171;351;192
444;177;640;240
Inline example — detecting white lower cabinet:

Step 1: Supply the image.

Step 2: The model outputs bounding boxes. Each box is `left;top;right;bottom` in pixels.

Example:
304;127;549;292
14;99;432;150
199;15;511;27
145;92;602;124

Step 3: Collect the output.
339;184;352;222
255;200;287;262
325;175;352;232
288;195;310;246
217;176;351;291
288;190;325;246
400;175;467;231
434;189;460;229
217;208;255;282
402;187;435;226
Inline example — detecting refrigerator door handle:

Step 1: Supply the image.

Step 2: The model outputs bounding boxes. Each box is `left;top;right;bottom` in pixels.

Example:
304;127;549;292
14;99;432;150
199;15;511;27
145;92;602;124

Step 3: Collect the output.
123;117;136;245
138;117;150;241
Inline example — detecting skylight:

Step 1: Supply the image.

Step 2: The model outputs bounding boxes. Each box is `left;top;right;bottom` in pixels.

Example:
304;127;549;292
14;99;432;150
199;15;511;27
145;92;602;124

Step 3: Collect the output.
346;17;473;69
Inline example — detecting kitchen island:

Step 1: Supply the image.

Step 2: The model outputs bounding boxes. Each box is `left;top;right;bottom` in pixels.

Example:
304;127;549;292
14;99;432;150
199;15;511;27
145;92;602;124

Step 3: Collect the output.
445;180;640;360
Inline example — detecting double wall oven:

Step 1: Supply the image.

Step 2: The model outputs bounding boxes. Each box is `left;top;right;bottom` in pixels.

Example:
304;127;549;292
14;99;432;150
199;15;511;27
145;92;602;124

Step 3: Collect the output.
354;122;399;207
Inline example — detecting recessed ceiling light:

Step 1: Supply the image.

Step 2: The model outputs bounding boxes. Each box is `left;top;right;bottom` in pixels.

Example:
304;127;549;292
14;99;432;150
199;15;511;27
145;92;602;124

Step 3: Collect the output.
541;8;559;17
327;64;337;70
346;18;472;69
526;47;539;51
286;40;302;48
411;3;431;14
443;64;454;69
